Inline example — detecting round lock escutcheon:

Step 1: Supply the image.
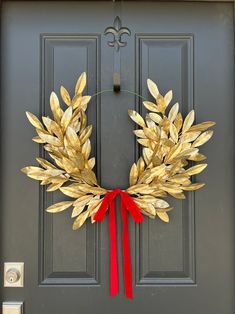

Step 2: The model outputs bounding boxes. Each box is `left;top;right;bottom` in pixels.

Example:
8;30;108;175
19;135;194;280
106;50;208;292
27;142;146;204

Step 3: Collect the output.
6;268;21;283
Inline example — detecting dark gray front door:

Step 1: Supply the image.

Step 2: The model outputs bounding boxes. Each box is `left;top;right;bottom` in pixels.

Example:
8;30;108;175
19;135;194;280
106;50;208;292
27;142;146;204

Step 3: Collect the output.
1;1;234;313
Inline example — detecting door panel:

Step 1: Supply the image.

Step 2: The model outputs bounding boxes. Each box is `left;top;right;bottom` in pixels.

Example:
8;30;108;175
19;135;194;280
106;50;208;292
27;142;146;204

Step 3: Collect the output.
41;34;100;285
1;1;234;314
135;35;194;285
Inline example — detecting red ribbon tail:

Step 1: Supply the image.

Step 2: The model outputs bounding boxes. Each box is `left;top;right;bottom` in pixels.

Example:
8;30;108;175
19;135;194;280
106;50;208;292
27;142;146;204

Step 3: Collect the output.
94;189;143;299
109;198;118;297
93;194;110;221
120;191;144;223
121;197;133;299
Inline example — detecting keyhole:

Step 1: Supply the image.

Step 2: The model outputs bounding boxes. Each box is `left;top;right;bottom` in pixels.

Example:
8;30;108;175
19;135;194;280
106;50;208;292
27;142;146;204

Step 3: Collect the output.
6;268;20;284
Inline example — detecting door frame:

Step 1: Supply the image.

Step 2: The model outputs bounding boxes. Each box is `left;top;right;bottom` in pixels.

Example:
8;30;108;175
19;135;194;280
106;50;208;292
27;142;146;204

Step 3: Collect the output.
0;0;234;309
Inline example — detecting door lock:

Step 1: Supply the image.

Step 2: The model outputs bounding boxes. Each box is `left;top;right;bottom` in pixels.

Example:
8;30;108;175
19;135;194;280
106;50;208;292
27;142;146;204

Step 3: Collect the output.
6;268;21;284
2;302;23;314
4;263;24;287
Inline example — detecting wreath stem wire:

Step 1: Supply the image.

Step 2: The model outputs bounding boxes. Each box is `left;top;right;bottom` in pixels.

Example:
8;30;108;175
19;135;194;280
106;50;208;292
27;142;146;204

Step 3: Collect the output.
91;89;147;101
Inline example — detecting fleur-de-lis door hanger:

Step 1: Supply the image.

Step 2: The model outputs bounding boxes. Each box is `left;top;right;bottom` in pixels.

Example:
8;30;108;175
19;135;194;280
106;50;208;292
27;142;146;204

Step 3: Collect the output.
104;16;131;92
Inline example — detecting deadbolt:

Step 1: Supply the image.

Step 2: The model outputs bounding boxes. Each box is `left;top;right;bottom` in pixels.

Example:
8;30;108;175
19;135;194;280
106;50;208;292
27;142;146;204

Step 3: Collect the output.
6;268;21;284
4;263;24;287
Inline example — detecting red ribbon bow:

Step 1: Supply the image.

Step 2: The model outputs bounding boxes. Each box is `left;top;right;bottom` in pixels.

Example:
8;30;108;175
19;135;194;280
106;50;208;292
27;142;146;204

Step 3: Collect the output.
94;188;144;299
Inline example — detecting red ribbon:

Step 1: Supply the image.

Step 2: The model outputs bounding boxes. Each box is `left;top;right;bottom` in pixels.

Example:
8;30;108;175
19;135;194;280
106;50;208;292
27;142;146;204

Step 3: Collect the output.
94;188;144;298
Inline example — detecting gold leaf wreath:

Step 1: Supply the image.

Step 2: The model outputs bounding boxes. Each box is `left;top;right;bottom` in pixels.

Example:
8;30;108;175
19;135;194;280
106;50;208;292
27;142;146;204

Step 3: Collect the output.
22;73;215;229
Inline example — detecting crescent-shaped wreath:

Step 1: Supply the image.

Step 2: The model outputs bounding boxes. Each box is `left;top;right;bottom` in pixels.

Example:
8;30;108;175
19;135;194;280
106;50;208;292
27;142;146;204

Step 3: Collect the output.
21;72;215;298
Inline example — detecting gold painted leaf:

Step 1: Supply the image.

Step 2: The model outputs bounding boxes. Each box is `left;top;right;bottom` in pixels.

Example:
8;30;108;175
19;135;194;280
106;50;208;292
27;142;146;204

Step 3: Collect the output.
160;184;182;194
168;103;179;122
71;206;85;218
137;157;145;176
133;129;146;138
74;152;85;170
155;207;173;213
46;201;73;213
44;169;64;176
50;121;63;140
169;174;189;183
66;126;80;149
62;157;77;173
143;127;159;141
137;138;151;147
80;125;92;144
42;116;53;133
60;185;84;198
75;72;86;95
61;106;73;131
164;90;173;108
49;176;68;184
46;182;64;192
138;204;156;217
21;166;43;175
170;123;178;143
149;164;166;179
174;112;183;132
80;169;97;185
87;197;102;215
137;169;152;184
73;194;94;207
176;148;199;159
160;117;170;133
192;130;213;147
161;138;174;147
129;163;138;186
72;210;89;230
81;139;91;160
37;130;62;147
154;199;170;209
169;192;185;199
126;183;149;194
143;147;153;164
88;157;96;169
139;208;155;219
32;136;45;144
80;110;87;131
72;95;91;110
182;110;195;133
50;92;62;122
138;196;157;203
26;112;44;130
184;163;207;175
143;101;158;112
78;185;106;195
165;143;183;162
180;131;201;143
60;86;71;106
181;183;205;191
147;79;159;99
151;190;167;198
149;112;162;124
188;153;206;161
135;199;156;216
145;114;156;128
128;110;146;128
188;121;215;132
156;211;169;223
156;94;165;113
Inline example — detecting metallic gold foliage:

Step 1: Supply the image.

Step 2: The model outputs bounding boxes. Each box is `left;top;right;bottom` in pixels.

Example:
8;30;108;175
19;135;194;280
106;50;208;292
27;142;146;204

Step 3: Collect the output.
22;73;107;228
22;74;215;228
127;79;215;223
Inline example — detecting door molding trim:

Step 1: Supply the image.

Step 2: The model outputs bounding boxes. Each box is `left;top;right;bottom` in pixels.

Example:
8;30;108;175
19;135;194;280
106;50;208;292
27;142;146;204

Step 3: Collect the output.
1;0;234;2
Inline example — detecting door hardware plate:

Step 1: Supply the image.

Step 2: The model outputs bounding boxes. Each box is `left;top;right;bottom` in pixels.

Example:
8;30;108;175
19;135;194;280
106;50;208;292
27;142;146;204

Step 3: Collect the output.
4;263;24;287
2;302;23;314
